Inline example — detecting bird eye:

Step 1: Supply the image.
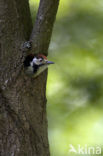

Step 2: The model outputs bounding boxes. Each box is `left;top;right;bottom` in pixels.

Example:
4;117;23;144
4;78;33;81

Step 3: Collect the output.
39;58;43;62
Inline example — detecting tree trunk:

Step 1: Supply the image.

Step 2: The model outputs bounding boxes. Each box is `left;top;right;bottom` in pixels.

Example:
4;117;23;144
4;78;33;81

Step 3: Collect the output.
0;0;59;156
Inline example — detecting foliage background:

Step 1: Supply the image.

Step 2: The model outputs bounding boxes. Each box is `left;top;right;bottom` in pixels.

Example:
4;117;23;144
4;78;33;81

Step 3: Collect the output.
29;0;103;155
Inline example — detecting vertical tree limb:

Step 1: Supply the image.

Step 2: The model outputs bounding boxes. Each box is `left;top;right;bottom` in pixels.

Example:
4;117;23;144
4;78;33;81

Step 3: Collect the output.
30;0;59;55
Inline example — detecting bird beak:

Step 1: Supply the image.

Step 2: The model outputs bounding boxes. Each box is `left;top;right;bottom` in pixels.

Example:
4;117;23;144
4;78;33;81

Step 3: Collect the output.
46;61;54;64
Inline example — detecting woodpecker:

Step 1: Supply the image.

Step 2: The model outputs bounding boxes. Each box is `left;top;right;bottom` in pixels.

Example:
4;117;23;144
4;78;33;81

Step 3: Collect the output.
24;54;54;77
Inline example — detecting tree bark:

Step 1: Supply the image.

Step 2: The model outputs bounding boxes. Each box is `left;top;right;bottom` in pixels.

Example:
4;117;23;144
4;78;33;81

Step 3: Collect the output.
0;0;59;156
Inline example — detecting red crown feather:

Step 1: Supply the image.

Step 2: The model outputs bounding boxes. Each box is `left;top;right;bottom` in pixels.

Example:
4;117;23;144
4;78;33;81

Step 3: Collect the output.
37;54;47;60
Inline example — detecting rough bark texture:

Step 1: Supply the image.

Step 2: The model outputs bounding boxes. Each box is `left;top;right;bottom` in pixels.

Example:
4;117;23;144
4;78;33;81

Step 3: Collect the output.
31;0;59;55
0;0;59;156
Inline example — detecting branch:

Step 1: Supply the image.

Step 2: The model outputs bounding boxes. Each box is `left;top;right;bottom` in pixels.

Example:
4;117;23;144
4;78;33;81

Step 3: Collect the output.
30;0;59;55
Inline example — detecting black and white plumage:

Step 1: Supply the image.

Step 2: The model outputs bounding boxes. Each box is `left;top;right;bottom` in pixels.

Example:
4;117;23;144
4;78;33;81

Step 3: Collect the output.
24;54;54;77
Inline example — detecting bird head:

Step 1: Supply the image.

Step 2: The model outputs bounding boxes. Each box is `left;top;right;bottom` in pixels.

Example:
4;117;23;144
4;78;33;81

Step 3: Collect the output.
31;54;54;66
24;54;54;77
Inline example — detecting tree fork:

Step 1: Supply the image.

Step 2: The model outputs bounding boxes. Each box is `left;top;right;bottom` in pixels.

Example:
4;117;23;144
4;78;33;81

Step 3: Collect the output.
0;0;59;156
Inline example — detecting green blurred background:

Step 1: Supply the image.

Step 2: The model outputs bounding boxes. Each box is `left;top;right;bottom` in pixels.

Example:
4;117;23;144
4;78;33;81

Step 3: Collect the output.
29;0;103;155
